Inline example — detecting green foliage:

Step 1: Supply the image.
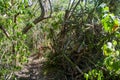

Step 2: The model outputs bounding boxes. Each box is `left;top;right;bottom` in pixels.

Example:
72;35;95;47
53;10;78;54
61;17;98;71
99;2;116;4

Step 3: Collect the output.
84;3;120;80
100;4;120;79
100;4;120;77
103;41;120;75
52;0;69;12
43;0;120;79
0;0;33;79
101;4;119;33
84;69;104;80
101;13;119;33
0;0;120;79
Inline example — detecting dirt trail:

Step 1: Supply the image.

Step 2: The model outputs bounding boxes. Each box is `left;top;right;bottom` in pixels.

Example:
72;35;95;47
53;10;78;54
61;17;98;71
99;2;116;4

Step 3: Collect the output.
14;54;49;80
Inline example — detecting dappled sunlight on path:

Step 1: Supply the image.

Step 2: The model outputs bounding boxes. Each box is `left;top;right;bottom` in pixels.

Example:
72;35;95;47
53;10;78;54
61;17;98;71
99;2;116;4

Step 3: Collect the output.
14;54;48;80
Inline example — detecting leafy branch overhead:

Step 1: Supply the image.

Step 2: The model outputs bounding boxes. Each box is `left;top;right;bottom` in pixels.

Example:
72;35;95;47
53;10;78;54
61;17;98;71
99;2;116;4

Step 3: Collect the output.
0;0;52;38
22;0;52;34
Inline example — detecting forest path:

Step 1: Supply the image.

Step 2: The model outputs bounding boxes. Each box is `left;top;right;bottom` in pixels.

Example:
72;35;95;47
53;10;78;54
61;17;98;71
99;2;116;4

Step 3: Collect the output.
14;54;51;80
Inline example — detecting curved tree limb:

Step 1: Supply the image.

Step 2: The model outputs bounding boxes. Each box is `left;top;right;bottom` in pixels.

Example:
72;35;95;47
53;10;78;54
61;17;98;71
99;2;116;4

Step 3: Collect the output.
0;26;10;39
22;0;52;34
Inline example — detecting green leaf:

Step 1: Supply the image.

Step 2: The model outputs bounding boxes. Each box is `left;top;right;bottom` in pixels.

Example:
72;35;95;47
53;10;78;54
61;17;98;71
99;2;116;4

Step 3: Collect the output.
84;73;89;80
101;13;116;33
103;6;109;13
112;40;117;46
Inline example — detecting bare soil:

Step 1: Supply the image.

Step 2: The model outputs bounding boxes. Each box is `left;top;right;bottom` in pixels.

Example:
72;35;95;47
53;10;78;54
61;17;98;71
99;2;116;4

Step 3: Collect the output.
14;54;49;80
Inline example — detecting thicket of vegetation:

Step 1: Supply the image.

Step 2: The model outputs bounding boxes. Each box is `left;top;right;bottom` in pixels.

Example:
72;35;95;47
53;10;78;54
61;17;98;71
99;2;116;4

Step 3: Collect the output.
0;0;120;80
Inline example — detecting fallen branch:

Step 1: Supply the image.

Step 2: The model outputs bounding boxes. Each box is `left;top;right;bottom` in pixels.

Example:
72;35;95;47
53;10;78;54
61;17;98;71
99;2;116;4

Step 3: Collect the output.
63;53;83;74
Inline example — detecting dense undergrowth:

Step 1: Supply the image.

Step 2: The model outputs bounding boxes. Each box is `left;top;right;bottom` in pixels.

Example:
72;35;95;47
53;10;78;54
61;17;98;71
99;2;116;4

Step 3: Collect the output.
0;0;120;80
43;1;120;80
